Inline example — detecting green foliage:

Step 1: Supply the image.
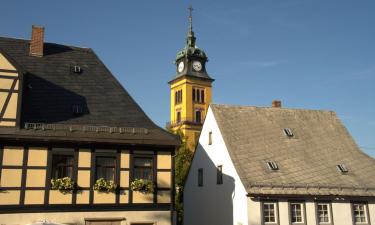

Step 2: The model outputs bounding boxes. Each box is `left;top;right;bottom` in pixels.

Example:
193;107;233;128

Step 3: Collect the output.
172;129;194;225
130;179;154;193
50;177;75;194
93;178;117;193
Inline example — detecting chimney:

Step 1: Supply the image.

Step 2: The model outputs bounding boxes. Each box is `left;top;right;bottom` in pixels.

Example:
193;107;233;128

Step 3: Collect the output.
30;25;45;57
272;100;282;108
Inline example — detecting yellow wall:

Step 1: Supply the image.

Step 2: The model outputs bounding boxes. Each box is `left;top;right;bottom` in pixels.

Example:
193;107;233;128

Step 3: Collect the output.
0;191;20;205
0;53;19;127
170;77;212;150
2;147;23;165
27;148;48;166
0;146;172;206
26;169;46;187
1;169;22;187
24;190;45;205
49;191;72;204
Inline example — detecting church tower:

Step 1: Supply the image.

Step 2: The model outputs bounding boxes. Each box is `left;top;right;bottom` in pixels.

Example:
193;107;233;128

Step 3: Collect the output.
168;7;214;151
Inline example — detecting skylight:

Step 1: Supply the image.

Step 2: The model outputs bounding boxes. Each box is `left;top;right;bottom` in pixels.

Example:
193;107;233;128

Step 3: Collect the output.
267;161;279;171
283;128;294;137
336;164;348;173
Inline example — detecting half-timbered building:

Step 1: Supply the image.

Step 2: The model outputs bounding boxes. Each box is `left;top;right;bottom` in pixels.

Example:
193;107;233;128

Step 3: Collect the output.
0;26;179;225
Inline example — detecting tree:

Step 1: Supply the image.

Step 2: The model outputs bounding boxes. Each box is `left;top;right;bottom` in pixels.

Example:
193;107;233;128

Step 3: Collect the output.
172;129;193;225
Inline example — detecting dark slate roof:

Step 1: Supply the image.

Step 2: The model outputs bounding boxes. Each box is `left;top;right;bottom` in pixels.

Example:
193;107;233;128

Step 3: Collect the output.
0;37;179;146
211;104;375;196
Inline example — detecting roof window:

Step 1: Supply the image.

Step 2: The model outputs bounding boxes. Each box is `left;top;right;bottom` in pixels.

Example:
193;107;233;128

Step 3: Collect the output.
73;65;82;74
283;128;294;137
336;164;348;173
267;161;279;171
72;105;83;115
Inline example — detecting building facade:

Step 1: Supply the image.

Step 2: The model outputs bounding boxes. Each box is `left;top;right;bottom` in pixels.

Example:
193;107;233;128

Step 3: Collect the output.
168;8;214;151
184;103;375;225
0;26;179;225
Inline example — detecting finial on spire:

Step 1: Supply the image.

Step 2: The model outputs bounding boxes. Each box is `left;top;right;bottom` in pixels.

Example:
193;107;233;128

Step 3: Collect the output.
188;5;193;33
186;5;196;47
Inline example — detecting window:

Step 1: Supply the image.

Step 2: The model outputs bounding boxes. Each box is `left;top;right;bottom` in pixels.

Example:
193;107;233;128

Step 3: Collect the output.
208;131;212;145
195;110;202;123
193;87;205;103
176;111;181;123
290;203;304;223
267;161;279;171
133;156;153;181
353;203;368;224
336;164;348;173
175;90;182;104
198;168;203;187
283;128;294;137
96;157;116;181
317;203;331;224
263;202;277;224
51;154;74;179
217;165;223;184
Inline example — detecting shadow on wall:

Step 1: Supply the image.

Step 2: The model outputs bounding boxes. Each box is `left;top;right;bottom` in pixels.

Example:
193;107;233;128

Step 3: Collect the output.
184;143;235;225
22;73;89;124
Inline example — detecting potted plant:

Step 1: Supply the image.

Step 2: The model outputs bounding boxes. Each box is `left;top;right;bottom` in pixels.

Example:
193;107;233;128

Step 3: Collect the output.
130;179;154;193
50;177;76;194
93;178;117;193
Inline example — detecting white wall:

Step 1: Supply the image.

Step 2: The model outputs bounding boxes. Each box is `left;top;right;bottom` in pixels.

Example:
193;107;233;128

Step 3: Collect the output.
0;210;170;225
184;107;248;225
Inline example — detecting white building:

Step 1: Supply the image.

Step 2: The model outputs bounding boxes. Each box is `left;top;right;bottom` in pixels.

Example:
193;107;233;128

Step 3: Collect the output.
184;103;375;225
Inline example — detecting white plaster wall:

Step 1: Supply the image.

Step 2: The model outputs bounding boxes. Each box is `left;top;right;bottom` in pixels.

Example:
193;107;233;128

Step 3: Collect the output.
247;198;261;225
184;107;248;225
0;211;170;225
278;199;290;225
369;201;375;225
305;200;317;225
332;200;353;225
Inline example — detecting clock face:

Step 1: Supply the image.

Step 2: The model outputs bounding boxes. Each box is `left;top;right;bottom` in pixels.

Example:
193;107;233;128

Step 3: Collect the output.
193;61;202;71
178;61;184;73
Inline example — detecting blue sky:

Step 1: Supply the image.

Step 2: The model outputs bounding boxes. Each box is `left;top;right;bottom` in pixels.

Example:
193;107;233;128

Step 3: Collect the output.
1;1;374;156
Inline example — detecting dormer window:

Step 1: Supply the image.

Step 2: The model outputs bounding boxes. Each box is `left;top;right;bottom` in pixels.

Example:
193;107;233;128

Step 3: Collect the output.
336;164;348;173
267;161;279;171
283;128;293;137
72;105;83;115
73;65;82;74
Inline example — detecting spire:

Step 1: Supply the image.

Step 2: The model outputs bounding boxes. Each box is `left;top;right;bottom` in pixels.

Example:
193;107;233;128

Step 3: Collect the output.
187;5;196;48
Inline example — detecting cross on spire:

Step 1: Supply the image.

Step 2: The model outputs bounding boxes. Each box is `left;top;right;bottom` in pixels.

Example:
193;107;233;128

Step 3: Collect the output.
188;5;193;33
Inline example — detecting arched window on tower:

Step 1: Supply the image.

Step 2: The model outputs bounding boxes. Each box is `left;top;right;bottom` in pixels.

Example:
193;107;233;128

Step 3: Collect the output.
192;88;196;102
201;90;205;103
195;110;202;123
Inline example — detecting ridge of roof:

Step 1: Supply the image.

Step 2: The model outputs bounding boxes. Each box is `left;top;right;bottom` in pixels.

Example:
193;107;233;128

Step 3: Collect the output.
0;36;91;50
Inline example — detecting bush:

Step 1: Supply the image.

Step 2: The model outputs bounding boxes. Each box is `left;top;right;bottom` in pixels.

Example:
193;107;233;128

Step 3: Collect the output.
50;177;75;194
130;179;153;193
93;178;117;193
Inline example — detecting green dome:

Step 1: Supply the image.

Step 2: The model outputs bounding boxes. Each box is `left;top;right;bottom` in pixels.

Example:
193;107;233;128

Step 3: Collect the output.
175;45;207;62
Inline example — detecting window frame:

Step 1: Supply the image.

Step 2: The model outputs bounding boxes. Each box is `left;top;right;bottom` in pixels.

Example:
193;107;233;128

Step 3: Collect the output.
261;201;279;225
195;110;202;123
132;155;154;182
95;156;117;181
198;168;203;187
352;202;370;225
216;165;223;185
51;150;75;179
289;201;306;225
315;201;333;225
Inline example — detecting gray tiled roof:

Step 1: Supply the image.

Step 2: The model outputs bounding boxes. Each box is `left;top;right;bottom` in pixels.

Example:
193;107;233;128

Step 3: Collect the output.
0;37;179;146
211;104;375;196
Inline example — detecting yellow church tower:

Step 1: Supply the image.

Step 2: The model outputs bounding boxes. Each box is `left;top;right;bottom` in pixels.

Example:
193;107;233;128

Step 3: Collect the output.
168;7;214;151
